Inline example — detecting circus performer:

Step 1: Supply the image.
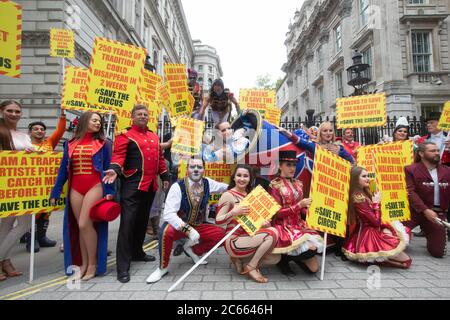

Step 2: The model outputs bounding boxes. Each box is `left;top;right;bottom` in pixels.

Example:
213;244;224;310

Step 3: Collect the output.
50;111;114;281
216;165;279;283
270;150;324;276
342;167;411;268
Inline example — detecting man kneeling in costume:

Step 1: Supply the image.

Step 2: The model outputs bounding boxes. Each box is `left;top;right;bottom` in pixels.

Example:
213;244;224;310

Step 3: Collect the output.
146;157;229;283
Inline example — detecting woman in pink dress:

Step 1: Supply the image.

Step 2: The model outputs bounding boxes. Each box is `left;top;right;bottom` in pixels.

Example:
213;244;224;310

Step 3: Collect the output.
270;150;324;276
343;166;412;268
216;165;279;283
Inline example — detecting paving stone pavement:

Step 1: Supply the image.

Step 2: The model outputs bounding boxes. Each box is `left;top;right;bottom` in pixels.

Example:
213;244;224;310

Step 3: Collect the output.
0;213;449;300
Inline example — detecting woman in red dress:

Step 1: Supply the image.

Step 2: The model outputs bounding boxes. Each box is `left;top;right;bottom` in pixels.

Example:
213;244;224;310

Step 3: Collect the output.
216;165;279;283
51;112;114;281
343;166;412;268
270;150;324;276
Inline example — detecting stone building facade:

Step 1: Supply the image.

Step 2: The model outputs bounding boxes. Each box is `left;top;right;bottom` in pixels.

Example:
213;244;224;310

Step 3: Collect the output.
192;40;223;94
282;0;450;120
0;0;194;132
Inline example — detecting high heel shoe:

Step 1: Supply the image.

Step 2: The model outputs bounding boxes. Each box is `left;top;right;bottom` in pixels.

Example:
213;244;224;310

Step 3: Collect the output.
2;259;23;277
74;265;87;281
230;257;243;274
81;265;97;281
241;265;268;283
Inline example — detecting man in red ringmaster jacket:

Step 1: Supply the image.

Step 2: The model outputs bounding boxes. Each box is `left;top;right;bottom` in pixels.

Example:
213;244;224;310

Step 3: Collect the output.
103;105;170;283
404;142;450;258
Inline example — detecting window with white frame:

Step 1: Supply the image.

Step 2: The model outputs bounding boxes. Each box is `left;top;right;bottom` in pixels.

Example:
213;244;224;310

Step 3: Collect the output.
335;24;342;53
304;64;309;87
317;46;323;72
360;0;370;27
412;31;432;72
361;47;373;79
408;0;427;4
318;87;324;113
336;71;344;98
198;65;203;72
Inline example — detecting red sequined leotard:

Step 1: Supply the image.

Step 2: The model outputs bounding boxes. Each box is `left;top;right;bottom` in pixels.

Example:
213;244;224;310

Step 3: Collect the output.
71;133;101;195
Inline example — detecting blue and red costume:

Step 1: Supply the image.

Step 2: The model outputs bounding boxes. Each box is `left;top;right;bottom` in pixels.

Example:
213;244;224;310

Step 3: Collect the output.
51;134;114;276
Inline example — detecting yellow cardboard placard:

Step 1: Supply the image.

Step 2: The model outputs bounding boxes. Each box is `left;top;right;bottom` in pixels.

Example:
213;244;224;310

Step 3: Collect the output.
438;101;450;131
265;106;281;126
115;103;160;134
239;89;276;118
235;186;281;236
0;0;22;78
164;64;191;117
50;28;74;58
0;151;66;218
172;118;205;156
177;161;236;205
374;152;410;223
357;140;414;178
138;69;162;107
61;66;89;111
336;93;387;129
86;37;146;112
157;82;170;109
306;146;351;238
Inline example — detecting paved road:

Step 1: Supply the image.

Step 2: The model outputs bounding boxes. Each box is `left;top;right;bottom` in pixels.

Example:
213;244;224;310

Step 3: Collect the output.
0;213;449;300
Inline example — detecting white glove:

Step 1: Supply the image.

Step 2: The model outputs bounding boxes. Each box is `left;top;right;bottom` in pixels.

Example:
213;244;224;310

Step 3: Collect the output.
188;227;200;244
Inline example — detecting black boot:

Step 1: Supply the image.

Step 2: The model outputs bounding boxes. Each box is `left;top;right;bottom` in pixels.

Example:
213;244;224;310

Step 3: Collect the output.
276;255;295;276
37;218;57;248
20;232;30;244
291;251;319;274
26;238;40;253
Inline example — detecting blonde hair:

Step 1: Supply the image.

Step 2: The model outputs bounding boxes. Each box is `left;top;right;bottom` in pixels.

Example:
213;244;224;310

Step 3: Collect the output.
318;122;336;144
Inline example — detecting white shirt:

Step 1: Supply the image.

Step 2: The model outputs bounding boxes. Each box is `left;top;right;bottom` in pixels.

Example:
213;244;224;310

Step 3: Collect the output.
429;168;440;207
163;177;229;230
11;130;33;151
429;131;445;154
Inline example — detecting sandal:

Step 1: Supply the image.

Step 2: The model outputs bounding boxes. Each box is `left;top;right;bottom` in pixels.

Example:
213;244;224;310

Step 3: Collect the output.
380;258;412;269
230;257;244;274
2;259;23;277
241;264;268;283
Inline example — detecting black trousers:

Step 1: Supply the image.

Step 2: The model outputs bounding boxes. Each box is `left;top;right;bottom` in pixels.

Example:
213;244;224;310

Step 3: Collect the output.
116;181;156;273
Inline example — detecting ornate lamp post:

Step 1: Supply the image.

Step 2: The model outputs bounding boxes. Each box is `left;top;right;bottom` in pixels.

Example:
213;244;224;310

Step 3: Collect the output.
346;50;371;96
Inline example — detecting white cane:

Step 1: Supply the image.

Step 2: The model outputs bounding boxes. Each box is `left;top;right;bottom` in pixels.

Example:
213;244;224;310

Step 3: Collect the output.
168;225;240;293
320;233;327;281
106;110;113;138
29;214;36;283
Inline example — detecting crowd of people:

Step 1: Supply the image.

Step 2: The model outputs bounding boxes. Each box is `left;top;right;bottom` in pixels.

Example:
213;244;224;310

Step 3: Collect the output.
0;72;449;286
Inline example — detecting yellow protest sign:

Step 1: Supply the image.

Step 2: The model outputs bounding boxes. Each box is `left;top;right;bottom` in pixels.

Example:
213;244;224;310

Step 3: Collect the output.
357;140;414;178
438;101;450;131
50;28;74;58
374;152;410;223
239;89;276;118
178;161;235;205
138;69;162;106
61;66;89;111
157;82;170;109
235;186;281;236
172;118;205;156
0;151;66;218
306;146;351;237
115;103;159;134
0;0;22;78
86;37;146;112
164;64;191;117
336;93;386;129
265;106;281;125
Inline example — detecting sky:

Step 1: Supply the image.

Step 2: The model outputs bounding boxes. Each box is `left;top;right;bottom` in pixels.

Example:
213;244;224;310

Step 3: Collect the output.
182;0;305;96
